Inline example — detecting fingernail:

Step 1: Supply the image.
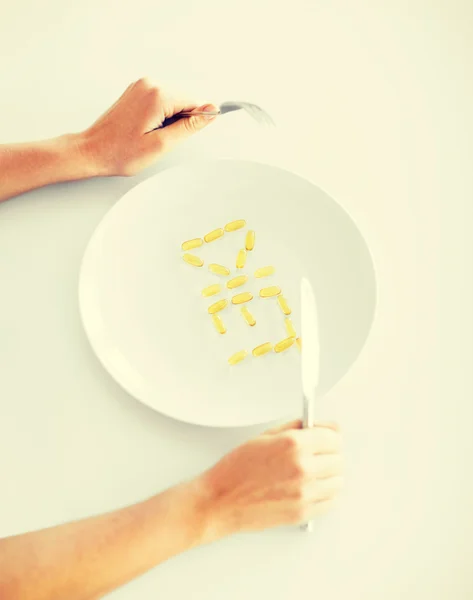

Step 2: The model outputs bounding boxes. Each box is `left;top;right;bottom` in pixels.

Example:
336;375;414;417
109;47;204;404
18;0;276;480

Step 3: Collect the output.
199;104;219;119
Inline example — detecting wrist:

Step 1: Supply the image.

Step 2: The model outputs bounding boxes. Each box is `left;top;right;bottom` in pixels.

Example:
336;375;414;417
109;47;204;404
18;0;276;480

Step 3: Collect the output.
173;478;218;547
69;131;104;178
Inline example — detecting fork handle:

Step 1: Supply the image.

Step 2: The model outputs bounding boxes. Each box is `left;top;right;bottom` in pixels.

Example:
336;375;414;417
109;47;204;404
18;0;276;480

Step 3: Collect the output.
153;104;241;131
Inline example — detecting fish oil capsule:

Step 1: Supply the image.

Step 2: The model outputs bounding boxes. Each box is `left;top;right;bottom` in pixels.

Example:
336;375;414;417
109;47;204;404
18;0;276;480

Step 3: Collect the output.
182;253;204;267
241;306;256;326
277;295;292;315
201;284;221;298
208;299;228;314
209;264;231;276
285;318;297;338
226;275;248;289
274;337;295;353
181;238;203;251
245;230;255;251
296;338;302;351
232;292;253;305
204;228;224;243
224;219;246;232
212;314;226;334
252;342;273;357
254;266;275;278
236;249;247;269
260;286;281;298
228;350;248;366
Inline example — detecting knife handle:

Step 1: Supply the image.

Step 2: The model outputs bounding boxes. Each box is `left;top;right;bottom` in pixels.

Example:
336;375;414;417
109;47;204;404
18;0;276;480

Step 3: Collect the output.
302;391;316;532
302;391;316;429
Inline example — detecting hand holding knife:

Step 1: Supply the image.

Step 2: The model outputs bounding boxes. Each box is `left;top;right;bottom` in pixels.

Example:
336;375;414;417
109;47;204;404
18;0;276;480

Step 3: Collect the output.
300;277;320;532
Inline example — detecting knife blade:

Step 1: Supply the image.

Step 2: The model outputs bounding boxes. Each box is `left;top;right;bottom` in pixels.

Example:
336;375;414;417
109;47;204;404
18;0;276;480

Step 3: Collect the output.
300;277;321;532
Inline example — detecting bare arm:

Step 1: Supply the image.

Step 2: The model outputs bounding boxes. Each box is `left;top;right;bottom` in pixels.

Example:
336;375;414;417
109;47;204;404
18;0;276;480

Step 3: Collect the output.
0;135;96;202
0;421;343;600
0;77;217;203
0;482;206;600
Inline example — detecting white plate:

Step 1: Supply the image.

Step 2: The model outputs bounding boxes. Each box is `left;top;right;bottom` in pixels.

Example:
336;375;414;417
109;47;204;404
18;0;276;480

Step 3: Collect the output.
79;160;376;427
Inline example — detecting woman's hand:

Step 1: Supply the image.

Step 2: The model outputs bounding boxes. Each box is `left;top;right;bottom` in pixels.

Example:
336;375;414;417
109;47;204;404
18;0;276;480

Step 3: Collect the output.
0;420;342;600
198;420;343;541
0;78;217;202
80;77;217;177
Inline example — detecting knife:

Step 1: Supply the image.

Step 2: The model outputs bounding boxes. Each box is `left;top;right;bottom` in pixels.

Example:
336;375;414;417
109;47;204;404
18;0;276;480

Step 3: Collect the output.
300;277;321;532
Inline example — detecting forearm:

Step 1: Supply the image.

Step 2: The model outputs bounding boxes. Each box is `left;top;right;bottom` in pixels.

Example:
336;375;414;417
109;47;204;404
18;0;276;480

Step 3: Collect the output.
0;134;97;202
0;480;210;600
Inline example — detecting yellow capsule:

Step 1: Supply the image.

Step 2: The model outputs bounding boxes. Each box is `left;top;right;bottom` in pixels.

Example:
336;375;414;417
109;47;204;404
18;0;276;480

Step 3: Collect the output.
201;284;221;298
212;314;227;334
181;238;203;251
296;337;302;351
241;306;256;326
226;275;248;289
182;253;204;267
245;230;255;251
252;342;273;357
260;286;281;298
277;295;292;315
274;337;295;353
208;299;228;314
224;219;246;232
232;292;253;305
285;318;297;338
254;265;275;278
236;249;247;269
228;350;248;366
204;228;224;243
209;264;231;276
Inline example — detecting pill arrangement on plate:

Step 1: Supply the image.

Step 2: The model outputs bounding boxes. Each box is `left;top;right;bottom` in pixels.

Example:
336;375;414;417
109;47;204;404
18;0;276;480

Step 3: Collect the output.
181;219;301;365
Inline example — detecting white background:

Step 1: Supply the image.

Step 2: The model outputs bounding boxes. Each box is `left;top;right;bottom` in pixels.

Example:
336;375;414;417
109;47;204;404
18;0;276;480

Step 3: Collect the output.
1;1;472;599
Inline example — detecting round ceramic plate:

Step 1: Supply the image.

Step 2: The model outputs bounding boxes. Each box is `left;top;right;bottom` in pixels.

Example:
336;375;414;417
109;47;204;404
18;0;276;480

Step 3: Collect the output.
79;160;376;427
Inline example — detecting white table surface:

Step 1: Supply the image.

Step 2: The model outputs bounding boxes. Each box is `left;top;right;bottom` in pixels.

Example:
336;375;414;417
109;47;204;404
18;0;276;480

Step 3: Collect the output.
1;2;472;599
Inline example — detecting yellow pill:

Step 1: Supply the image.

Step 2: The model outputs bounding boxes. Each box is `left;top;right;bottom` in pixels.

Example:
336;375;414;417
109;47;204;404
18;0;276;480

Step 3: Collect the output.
260;286;281;298
224;219;246;232
181;238;203;251
252;342;273;357
228;350;248;366
277;295;292;315
232;292;253;305
209;264;231;276
208;299;228;314
296;337;302;351
212;314;227;334
254;266;275;278
245;230;255;251
182;253;204;267
285;318;297;338
201;284;221;298
226;275;248;289
204;228;224;243
241;306;256;326
236;249;247;269
274;337;295;353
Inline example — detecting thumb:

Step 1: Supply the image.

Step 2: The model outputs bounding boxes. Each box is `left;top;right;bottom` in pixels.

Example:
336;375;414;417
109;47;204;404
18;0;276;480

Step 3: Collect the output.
156;104;218;151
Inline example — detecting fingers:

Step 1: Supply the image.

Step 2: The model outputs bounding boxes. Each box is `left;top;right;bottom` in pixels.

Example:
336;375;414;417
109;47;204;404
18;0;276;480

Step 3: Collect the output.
301;453;344;479
305;475;344;503
265;419;339;436
147;104;218;153
134;77;195;116
264;419;302;435
305;498;336;521
291;425;342;454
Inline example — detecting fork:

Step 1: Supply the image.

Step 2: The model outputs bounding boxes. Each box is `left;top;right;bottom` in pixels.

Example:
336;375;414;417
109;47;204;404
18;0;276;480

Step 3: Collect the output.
154;101;275;130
